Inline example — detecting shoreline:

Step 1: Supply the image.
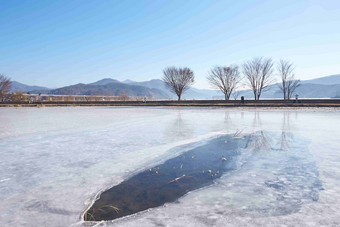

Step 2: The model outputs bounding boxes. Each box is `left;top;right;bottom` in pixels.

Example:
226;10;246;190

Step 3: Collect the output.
1;99;340;108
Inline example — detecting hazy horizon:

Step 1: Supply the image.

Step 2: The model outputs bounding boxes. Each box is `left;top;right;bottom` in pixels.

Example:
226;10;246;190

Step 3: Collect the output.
1;0;340;89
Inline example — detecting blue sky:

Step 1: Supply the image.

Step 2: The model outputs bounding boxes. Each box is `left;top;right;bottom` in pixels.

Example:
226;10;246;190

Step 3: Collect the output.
1;0;340;89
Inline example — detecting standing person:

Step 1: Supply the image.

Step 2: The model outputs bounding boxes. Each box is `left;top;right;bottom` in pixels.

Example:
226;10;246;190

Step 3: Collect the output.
295;94;299;103
143;96;147;104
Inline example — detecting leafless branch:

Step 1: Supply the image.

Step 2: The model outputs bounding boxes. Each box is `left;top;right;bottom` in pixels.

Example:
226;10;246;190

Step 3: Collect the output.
0;74;12;95
286;79;300;100
232;90;241;100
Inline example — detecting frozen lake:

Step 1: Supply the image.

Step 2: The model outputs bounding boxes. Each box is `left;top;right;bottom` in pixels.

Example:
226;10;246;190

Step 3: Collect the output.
1;107;340;226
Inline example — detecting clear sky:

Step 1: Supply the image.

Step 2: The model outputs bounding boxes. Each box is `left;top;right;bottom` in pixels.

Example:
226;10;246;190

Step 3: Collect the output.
1;0;340;89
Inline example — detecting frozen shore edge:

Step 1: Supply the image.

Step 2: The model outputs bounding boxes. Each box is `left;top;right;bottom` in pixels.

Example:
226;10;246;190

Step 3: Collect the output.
2;99;340;108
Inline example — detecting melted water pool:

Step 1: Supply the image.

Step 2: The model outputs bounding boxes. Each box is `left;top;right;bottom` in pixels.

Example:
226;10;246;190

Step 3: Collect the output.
85;135;248;221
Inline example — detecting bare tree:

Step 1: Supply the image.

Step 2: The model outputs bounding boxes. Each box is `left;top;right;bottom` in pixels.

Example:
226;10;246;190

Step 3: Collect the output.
232;90;241;100
207;65;241;100
242;57;275;100
277;59;300;100
0;74;11;95
162;67;194;101
286;79;300;100
118;93;129;101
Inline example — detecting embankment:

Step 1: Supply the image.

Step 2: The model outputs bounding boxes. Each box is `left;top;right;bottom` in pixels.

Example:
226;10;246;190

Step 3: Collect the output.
1;99;340;107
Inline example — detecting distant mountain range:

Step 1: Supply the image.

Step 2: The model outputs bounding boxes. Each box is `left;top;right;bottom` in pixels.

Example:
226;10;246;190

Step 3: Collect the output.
10;74;340;99
302;74;340;85
10;81;50;93
30;78;169;98
123;79;220;99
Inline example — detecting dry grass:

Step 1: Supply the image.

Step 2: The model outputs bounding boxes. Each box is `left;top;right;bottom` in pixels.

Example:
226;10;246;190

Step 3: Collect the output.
84;204;121;221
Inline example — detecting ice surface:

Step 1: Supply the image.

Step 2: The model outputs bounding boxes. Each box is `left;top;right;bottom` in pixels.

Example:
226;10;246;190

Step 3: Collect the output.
1;107;340;226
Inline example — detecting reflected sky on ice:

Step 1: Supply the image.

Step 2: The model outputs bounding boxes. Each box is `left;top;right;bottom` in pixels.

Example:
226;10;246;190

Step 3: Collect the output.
0;107;340;226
